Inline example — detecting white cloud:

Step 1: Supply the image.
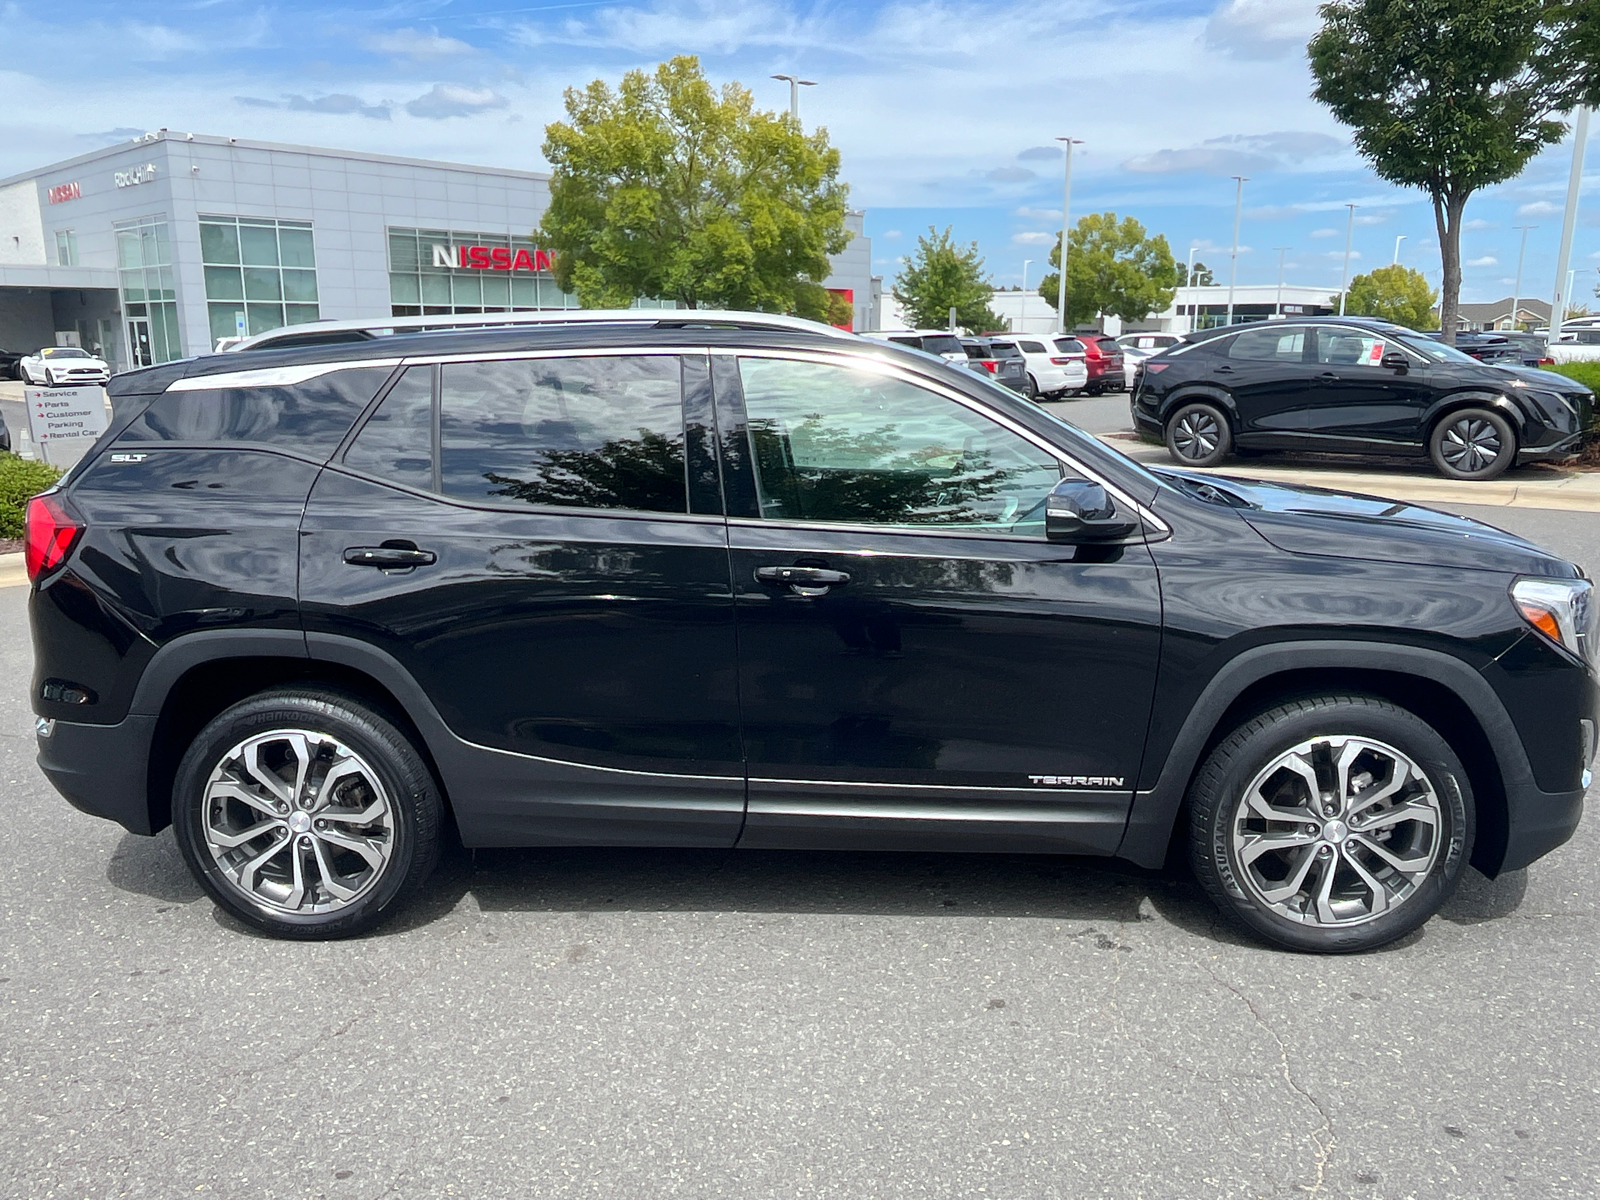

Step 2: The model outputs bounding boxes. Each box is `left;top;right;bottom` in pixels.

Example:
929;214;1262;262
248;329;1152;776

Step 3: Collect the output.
1517;201;1561;216
1015;206;1062;221
405;84;509;120
883;229;902;240
365;29;473;59
1204;0;1322;61
984;166;1036;183
1310;228;1339;238
1462;218;1496;231
1017;146;1062;161
237;93;392;120
1123;130;1343;176
1012;231;1056;245
1465;256;1499;267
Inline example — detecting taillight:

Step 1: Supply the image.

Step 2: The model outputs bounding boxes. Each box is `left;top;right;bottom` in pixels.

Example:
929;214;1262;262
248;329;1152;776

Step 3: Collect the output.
1144;362;1170;373
1049;356;1079;365
25;492;84;583
980;361;999;372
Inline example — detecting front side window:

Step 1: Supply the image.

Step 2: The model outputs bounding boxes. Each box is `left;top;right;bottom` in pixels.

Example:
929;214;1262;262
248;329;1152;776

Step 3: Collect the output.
1228;328;1307;362
738;357;1063;532
439;355;687;513
1314;328;1393;367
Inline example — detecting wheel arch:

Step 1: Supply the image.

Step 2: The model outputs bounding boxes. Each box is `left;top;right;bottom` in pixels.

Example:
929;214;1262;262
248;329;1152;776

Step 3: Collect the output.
1118;641;1533;878
1159;386;1238;431
1422;391;1526;446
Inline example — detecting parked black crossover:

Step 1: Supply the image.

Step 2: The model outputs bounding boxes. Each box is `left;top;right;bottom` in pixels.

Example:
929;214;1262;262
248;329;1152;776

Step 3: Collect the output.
1132;317;1593;480
25;313;1598;951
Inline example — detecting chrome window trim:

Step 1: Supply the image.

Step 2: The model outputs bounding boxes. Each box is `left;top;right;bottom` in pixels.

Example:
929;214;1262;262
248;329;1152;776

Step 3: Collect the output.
167;360;402;391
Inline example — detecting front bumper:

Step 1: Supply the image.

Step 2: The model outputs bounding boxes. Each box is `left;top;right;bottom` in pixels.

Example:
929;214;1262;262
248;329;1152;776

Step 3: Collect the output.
1498;783;1584;873
1519;430;1584;461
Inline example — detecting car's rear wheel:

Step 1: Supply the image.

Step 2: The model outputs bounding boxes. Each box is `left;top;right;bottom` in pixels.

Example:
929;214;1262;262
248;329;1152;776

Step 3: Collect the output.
1022;373;1038;400
1189;695;1472;953
1164;401;1232;467
172;688;442;939
1429;408;1517;480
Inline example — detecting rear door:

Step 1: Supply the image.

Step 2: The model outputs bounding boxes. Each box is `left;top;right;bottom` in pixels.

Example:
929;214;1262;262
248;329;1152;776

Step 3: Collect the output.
1209;325;1317;447
715;351;1162;854
298;349;746;848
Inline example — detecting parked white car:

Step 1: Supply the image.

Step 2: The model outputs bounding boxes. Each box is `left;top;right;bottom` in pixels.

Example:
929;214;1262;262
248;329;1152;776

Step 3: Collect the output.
20;346;111;386
984;335;1089;399
1117;332;1182;353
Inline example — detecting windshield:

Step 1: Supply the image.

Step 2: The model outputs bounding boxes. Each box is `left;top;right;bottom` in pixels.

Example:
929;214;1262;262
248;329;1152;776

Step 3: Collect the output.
41;347;89;359
1395;335;1479;365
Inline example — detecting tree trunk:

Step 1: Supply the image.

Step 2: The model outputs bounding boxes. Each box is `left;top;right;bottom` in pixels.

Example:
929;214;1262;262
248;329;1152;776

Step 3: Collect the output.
1434;190;1468;345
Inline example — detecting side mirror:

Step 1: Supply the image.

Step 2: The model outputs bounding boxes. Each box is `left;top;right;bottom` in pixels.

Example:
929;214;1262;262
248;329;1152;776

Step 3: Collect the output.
1045;479;1138;543
1380;350;1410;373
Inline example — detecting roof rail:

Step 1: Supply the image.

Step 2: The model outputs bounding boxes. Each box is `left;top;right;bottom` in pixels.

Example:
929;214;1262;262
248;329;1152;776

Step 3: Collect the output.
219;308;857;353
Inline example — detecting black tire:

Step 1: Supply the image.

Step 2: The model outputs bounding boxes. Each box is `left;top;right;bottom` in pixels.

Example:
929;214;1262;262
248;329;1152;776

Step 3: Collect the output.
1429;407;1517;480
1164;400;1232;467
1022;373;1039;400
1189;695;1473;953
172;688;442;939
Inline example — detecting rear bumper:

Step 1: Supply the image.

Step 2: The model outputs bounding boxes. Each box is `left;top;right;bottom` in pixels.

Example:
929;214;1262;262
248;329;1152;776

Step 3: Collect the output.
36;714;158;835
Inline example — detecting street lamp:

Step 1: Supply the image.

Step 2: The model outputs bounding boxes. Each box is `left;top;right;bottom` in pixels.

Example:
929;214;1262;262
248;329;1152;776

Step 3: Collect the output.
1021;259;1032;331
1185;244;1199;333
1393;234;1406;265
1225;175;1247;326
770;74;816;121
1551;107;1590;337
1338;203;1358;316
1510;225;1536;332
1275;247;1290;317
1055;137;1083;334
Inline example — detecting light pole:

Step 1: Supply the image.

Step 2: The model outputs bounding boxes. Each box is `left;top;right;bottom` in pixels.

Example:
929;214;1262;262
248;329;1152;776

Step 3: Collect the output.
1184;244;1198;332
770;74;816;121
1393;234;1406;265
1225;175;1247;327
1338;203;1358;316
1021;259;1032;331
1275;247;1290;317
1552;107;1590;336
1054;137;1083;334
1510;225;1536;331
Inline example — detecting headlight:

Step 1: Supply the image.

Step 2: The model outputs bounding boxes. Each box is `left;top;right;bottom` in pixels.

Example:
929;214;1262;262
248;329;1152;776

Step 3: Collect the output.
1511;577;1596;664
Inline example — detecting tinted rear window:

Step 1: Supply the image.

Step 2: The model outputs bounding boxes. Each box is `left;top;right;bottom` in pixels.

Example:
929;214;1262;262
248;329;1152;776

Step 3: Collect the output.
118;366;393;451
1053;338;1085;354
919;335;964;356
986;342;1023;359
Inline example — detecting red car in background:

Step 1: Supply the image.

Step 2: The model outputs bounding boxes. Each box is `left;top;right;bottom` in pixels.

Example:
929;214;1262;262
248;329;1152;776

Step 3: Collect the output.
1076;333;1126;395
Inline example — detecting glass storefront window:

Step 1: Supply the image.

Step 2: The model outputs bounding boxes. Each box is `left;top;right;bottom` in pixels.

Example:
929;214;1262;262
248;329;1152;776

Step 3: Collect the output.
385;225;584;317
114;215;182;365
202;216;318;342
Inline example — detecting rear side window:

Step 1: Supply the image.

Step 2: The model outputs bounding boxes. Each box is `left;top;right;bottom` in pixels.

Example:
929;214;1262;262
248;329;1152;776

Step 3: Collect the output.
118;366;393;451
439;355;687;513
343;366;433;488
1228;329;1307;362
1019;341;1047;354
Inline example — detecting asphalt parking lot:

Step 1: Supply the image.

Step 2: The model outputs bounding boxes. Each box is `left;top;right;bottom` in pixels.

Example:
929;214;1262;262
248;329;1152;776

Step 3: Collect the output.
2;502;1597;1198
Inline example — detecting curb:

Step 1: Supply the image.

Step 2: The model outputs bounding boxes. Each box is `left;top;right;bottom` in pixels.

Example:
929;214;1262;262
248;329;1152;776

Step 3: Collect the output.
1096;434;1600;514
0;552;24;590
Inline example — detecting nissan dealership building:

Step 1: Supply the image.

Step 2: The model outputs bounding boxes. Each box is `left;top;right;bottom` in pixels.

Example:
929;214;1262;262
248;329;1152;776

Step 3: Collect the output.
0;130;877;371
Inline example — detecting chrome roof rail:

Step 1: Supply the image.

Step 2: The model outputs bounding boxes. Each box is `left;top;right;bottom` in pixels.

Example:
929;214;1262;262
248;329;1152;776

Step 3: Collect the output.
221;308;857;352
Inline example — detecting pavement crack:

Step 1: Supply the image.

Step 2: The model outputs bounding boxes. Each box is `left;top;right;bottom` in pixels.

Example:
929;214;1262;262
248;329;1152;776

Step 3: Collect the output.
1202;961;1335;1196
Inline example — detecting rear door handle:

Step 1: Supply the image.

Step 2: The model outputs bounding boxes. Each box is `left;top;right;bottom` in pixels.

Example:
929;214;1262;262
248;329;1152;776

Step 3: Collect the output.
754;565;851;593
344;546;437;568
1214;364;1234;374
1317;371;1340;381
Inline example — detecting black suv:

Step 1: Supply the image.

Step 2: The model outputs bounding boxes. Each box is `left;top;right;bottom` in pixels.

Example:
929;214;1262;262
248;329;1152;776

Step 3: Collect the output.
1133;317;1594;480
24;313;1598;951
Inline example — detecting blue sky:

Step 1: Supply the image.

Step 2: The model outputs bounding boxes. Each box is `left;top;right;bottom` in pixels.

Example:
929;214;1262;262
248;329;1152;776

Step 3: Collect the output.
4;0;1599;306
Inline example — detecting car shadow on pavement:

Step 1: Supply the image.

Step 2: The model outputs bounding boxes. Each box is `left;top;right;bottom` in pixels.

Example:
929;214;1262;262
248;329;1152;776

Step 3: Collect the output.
103;831;1534;947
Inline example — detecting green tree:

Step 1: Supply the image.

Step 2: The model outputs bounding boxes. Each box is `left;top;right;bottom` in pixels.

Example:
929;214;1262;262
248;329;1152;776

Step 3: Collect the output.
891;227;1005;332
1309;1;1583;342
1189;261;1215;286
1036;213;1183;328
1335;264;1440;329
539;55;852;319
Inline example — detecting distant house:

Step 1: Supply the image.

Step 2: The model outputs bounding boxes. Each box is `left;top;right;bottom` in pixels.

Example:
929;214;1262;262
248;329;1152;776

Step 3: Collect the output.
1455;297;1552;332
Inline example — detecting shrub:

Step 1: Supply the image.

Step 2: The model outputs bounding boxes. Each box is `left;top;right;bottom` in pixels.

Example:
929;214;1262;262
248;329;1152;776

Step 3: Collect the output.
0;453;63;540
1544;361;1600;402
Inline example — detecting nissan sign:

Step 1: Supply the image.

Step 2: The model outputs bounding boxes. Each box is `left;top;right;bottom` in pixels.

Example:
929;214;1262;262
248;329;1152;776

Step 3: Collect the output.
432;243;552;272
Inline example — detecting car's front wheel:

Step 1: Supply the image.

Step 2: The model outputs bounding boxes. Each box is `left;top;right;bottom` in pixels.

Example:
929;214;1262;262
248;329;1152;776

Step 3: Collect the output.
1429;408;1517;480
1189;695;1473;953
172;688;443;939
1164;400;1232;467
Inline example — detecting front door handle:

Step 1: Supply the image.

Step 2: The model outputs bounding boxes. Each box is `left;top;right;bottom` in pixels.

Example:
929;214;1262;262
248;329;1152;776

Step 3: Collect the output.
1317;371;1340;381
754;565;851;594
344;545;437;568
1214;364;1234;374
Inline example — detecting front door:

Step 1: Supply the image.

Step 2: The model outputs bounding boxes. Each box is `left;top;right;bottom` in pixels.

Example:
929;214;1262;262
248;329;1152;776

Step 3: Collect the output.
126;318;153;368
714;352;1163;854
1299;326;1435;447
299;351;746;848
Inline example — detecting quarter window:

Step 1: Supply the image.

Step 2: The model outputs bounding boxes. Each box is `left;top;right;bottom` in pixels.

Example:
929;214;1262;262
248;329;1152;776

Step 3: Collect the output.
439;355;688;513
1228;328;1307;361
737;357;1063;532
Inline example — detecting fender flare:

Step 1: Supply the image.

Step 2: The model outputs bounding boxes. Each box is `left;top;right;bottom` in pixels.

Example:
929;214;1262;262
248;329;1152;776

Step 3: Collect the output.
1158;386;1239;431
1115;639;1537;872
1421;391;1528;441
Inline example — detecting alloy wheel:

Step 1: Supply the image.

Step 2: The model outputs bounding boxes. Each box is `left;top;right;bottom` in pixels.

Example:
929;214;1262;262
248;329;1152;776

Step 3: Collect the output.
200;729;396;916
1229;735;1443;927
1439;416;1503;474
1172;410;1221;460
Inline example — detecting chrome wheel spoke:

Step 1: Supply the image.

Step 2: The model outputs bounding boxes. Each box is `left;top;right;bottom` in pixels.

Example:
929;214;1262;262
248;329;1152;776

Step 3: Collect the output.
1313;853;1341;924
1239;828;1318;866
1352;833;1431;877
202;729;394;916
1356;799;1438;832
1258;845;1320;905
1346;762;1409;820
1341;848;1390;917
